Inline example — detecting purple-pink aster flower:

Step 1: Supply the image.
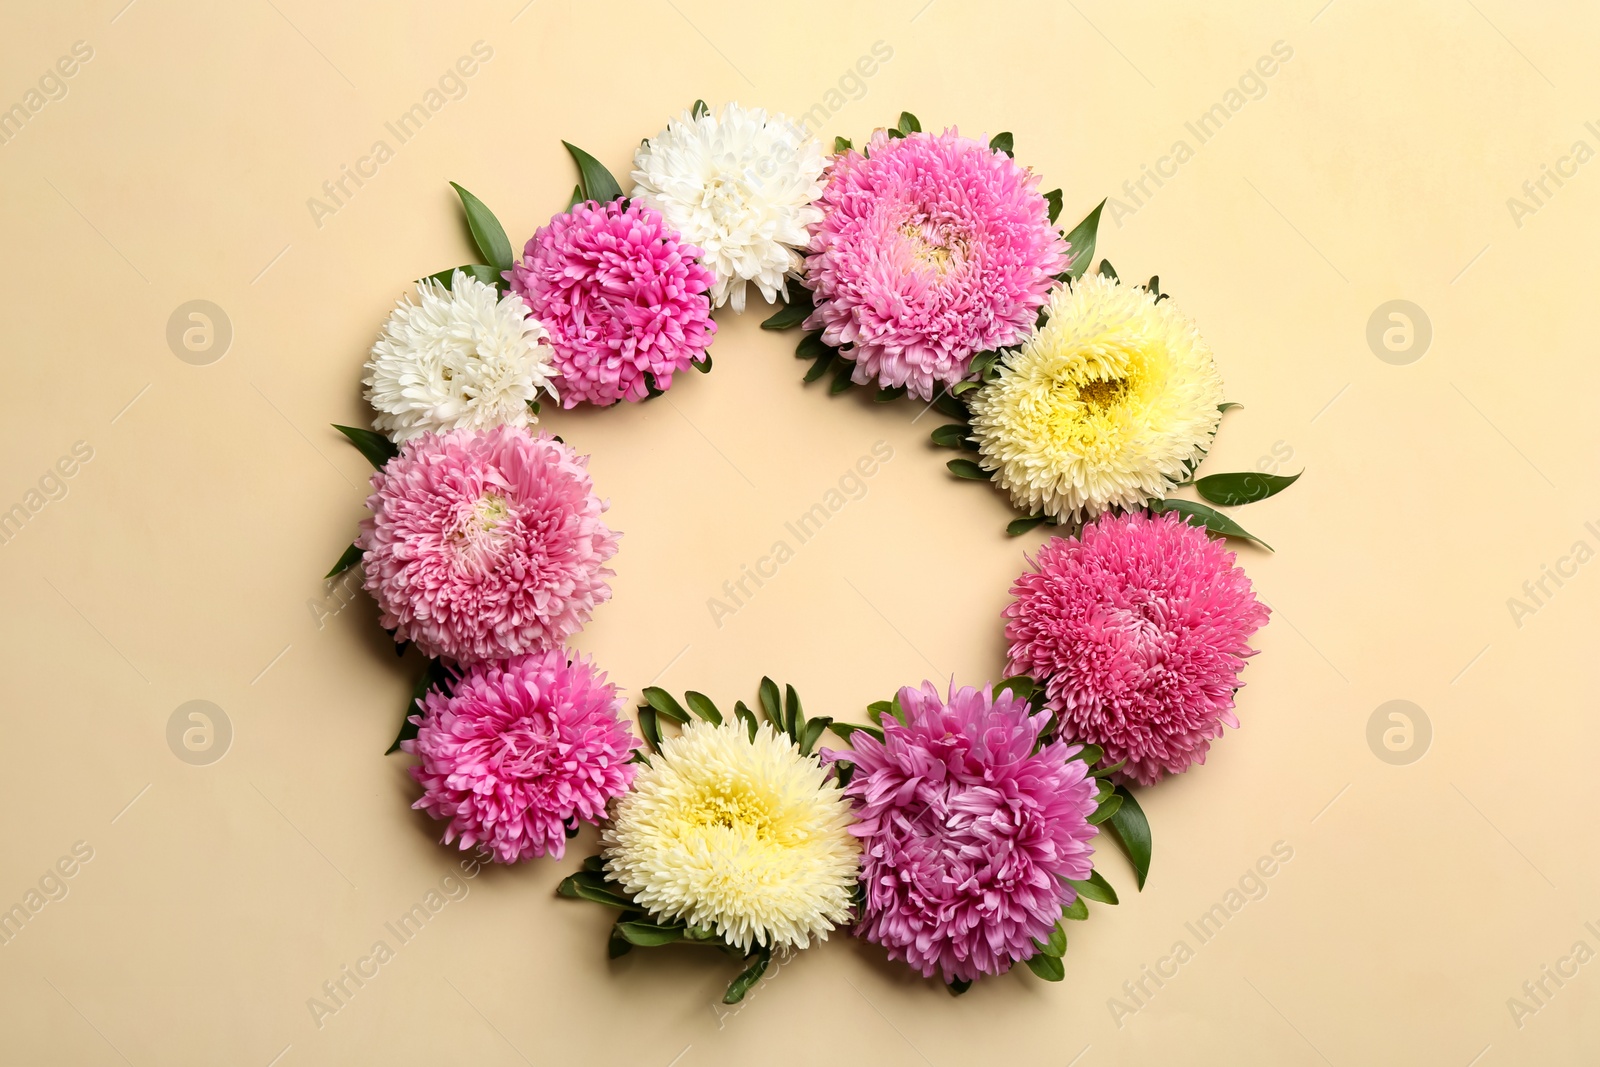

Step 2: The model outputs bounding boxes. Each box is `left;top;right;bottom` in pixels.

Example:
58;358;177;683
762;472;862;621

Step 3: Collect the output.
507;199;716;407
1004;512;1270;786
359;425;619;664
404;650;638;863
802;128;1068;400
833;681;1099;984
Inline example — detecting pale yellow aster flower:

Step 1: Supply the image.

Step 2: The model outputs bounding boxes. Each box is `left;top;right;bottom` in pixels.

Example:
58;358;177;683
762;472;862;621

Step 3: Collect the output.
602;720;859;953
967;272;1224;521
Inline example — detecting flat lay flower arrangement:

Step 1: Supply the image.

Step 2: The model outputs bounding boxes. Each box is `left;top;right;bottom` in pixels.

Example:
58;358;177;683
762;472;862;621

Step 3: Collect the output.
324;103;1297;1002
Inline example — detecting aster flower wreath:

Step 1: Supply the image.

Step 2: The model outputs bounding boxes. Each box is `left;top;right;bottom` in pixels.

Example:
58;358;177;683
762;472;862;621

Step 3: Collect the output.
319;102;1296;1003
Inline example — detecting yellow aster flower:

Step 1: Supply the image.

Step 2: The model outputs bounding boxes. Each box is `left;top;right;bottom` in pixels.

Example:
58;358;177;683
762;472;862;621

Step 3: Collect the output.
967;272;1224;521
602;720;859;953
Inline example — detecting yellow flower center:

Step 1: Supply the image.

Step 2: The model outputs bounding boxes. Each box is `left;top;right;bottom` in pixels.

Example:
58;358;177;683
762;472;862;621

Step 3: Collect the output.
687;781;775;839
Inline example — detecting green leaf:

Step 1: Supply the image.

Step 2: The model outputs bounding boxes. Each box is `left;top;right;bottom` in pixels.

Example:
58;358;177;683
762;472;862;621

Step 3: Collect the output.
989;131;1014;155
796;330;831;361
723;946;772;1004
898;111;921;134
803;352;834;383
1098;258;1119;281
637;707;663;753
1064;199;1107;280
784;684;803;740
1007;515;1049;536
931;424;970;449
641;687;691;724
1025;952;1065;981
424;264;501;290
582;854;605;873
562;141;624;204
326;541;361;579
616;920;685;947
829;721;884;745
799;717;832;756
947;977;973;996
1038;922;1068;957
734;701;759;742
946;458;988;481
1106;785;1151;890
993;676;1035;702
1069;743;1104;768
556;873;635;909
1068;870;1119;905
932;390;967;420
334;424;398;469
761;283;814;330
387;658;450;754
1194;470;1302;507
693;353;713;374
829;361;855;394
835;760;855;789
1044;188;1063;224
1088;792;1124;824
865;700;890;727
691;99;709;119
758;677;782;728
1063;897;1090;921
1148;497;1273;551
448;183;513;275
683;691;722;725
833;135;853;153
1218;402;1243;413
566;184;583;211
875;385;907;403
1093;758;1127;779
608;927;633;958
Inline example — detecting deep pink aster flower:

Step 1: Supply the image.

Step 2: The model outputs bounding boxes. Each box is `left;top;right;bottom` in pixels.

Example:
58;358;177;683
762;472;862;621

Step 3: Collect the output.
358;425;619;664
1004;512;1270;786
831;682;1099;984
802;128;1068;400
404;650;638;863
507;199;716;407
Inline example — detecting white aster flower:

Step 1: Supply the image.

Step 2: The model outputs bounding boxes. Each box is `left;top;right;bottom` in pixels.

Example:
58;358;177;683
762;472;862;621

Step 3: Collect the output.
602;719;859;953
363;270;557;442
631;103;827;313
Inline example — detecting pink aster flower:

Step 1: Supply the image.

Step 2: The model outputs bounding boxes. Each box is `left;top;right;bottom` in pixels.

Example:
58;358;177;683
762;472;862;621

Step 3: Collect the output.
831;682;1099;984
1004;512;1270;786
507;199;716;407
404;650;638;863
802;128;1068;400
358;425;619;664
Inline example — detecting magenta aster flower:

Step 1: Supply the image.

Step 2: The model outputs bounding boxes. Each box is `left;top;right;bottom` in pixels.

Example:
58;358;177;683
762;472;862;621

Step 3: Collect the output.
507;199;716;407
359;425;619;664
802;128;1068;400
404;650;638;863
833;682;1099;984
1004;512;1270;786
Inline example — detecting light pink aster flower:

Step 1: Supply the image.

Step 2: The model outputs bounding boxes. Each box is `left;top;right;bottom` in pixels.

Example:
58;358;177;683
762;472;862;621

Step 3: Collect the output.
1004;512;1270;786
831;682;1099;984
404;650;638;863
802;128;1068;400
507;199;716;407
358;425;619;664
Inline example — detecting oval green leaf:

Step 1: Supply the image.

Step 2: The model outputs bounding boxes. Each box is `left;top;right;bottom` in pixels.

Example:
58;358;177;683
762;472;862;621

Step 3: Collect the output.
448;183;513;274
1149;497;1273;551
947;459;988;480
561;141;623;204
1106;785;1151;890
1194;470;1302;507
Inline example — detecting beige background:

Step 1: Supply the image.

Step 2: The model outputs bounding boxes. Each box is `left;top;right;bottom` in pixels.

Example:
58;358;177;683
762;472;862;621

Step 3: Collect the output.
1;0;1595;1063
